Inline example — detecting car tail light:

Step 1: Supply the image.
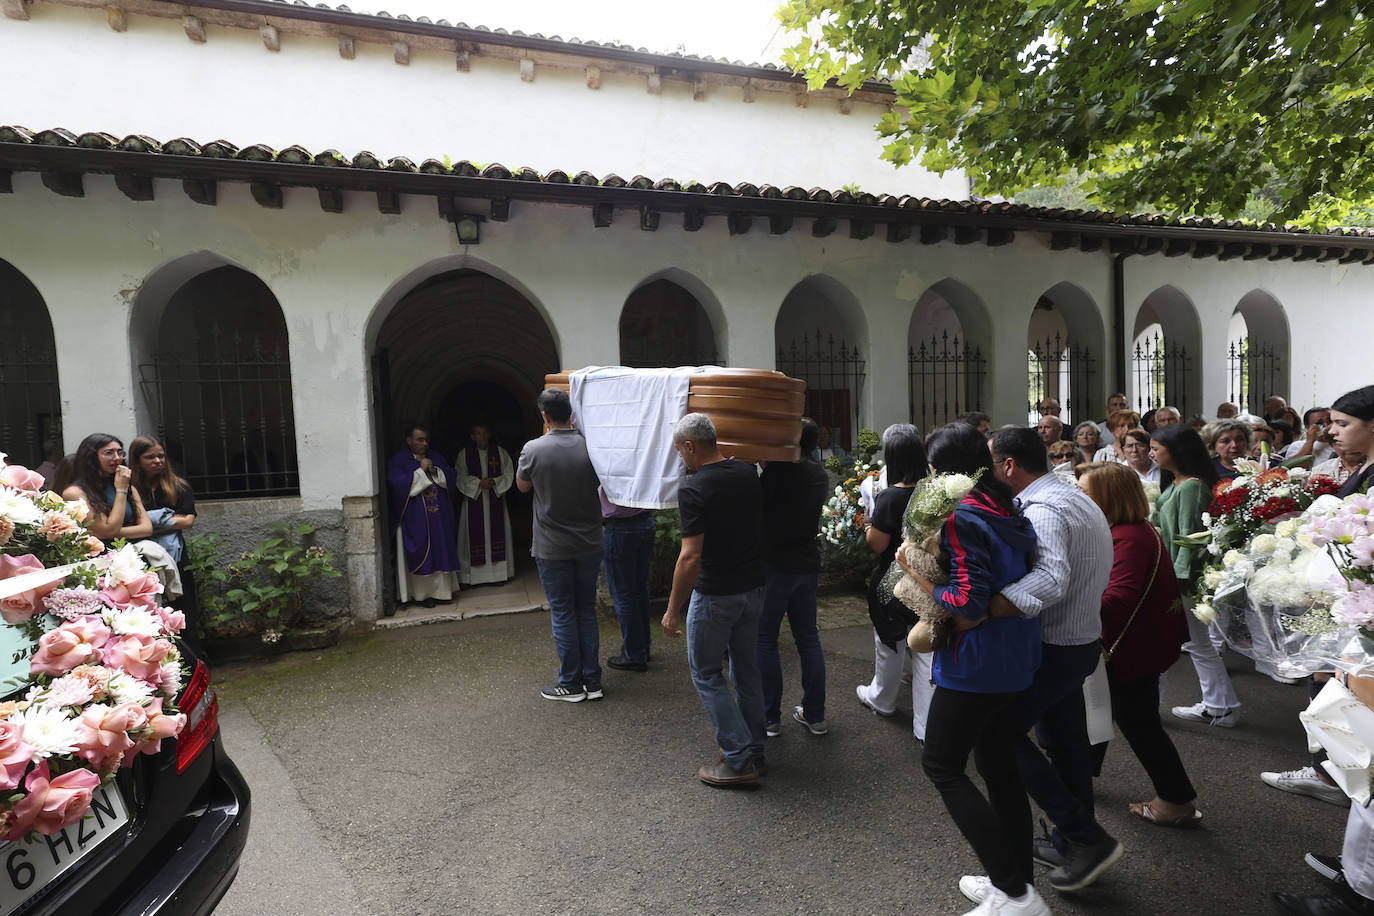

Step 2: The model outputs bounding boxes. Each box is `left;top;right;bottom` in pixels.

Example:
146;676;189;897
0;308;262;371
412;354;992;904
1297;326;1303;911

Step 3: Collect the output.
175;660;219;775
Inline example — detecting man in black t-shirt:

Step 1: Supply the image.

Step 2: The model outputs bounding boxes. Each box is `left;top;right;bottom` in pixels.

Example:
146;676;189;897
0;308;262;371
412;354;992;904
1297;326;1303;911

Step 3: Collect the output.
662;412;766;787
756;418;831;737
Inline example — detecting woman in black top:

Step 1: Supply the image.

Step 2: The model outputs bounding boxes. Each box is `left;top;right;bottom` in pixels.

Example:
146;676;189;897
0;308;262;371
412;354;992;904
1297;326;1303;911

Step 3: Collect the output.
130;436;202;652
855;424;933;739
1331;385;1374;497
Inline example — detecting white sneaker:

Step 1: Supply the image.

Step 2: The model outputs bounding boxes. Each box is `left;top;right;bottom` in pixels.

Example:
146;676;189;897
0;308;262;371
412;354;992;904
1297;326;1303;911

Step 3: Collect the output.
855;684;895;717
960;884;1050;915
959;875;993;904
1171;701;1238;727
1255;660;1300;685
1261;765;1351;807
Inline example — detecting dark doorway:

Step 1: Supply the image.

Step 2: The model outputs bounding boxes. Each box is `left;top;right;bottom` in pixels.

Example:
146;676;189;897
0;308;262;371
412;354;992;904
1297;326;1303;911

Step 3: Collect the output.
372;270;560;606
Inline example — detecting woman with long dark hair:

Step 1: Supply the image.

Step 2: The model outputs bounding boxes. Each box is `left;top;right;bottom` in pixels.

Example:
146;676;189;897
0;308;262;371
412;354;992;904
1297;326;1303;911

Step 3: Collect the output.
856;424;934;740
62;433;152;544
130;436;202;650
899;422;1046;914
1149;425;1239;728
1330;385;1374;497
1079;463;1199;826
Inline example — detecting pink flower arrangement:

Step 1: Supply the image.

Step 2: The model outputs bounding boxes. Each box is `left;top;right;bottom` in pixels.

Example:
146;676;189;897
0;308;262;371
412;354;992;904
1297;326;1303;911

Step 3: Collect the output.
3;763;101;840
99;570;163;608
0;464;45;492
0;453;188;843
0;553;61;625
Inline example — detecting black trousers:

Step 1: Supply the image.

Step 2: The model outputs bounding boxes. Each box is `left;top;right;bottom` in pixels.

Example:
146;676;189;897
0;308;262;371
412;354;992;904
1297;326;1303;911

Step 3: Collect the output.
922;685;1032;896
1103;666;1196;804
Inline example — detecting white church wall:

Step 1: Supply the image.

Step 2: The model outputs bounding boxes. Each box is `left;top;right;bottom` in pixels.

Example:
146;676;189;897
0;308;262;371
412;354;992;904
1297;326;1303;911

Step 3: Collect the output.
0;2;968;198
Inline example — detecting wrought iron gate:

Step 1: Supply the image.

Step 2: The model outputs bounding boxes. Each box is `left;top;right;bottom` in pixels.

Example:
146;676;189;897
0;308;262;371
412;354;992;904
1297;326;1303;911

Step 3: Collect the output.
1130;331;1191;418
139;327;299;499
776;328;866;449
907;331;986;434
0;325;61;470
1227;339;1282;416
1027;334;1097;425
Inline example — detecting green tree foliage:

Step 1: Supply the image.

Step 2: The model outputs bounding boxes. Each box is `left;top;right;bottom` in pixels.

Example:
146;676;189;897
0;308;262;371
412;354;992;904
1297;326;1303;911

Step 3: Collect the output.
778;0;1374;226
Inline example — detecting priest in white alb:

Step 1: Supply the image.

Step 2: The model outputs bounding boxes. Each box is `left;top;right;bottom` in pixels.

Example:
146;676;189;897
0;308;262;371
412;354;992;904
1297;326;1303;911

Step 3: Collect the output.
457;422;516;585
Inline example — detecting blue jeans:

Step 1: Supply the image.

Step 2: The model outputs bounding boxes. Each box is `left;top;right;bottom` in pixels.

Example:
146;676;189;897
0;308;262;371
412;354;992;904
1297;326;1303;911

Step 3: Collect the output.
1015;640;1108;848
602;514;656;663
686;587;767;769
756;564;826;723
536;552;604;690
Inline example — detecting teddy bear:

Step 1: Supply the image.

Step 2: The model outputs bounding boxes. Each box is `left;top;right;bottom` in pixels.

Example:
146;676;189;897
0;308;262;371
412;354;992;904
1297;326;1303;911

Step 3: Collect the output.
893;531;953;653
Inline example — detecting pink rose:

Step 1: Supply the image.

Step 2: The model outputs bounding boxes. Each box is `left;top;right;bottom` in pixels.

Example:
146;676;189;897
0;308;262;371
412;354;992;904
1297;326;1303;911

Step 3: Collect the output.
0;554;61;625
156;606;186;635
10;765;101;837
0;517;13;546
99;634;172;682
30;617;112;677
0;464;45;492
100;571;163;609
73;703;141;770
136;698;186;757
84;536;105;557
0;720;34;793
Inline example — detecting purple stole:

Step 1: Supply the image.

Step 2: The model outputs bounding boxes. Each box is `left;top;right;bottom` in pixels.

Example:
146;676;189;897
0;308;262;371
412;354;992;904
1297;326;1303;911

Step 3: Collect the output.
464;445;507;567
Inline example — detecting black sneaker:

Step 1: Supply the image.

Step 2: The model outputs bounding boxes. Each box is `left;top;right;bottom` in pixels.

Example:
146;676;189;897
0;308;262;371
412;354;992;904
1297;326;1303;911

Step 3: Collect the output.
1033;834;1067;869
584;681;604;701
1307;853;1345;885
607;655;647;672
1048;835;1124;892
541;685;586;703
1032;820;1067;868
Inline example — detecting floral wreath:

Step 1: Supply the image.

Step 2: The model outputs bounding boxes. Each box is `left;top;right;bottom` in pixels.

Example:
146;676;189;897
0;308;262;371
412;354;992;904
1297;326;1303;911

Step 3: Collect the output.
0;455;186;843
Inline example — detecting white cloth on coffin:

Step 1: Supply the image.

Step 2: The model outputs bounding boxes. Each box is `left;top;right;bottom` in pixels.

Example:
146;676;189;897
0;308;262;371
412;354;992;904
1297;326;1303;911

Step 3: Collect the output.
568;366;697;510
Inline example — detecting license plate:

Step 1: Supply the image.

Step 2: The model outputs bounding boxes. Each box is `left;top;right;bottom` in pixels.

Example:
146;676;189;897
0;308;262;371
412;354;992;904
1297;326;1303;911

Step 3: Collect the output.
0;783;130;916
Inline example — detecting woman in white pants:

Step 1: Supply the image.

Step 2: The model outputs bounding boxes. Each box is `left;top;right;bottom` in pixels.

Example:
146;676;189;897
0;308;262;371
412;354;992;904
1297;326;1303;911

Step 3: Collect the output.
1149;424;1241;727
855;424;936;740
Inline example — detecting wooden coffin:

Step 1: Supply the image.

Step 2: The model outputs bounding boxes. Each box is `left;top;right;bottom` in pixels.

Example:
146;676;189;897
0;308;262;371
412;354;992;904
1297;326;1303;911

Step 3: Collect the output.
543;368;806;462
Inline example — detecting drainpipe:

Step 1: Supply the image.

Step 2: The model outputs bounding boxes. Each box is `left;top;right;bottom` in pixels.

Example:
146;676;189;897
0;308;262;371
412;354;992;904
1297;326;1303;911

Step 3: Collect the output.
1112;250;1133;398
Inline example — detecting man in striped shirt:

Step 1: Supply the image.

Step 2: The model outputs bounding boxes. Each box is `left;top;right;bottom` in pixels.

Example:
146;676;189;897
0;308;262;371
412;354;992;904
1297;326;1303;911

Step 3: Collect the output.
990;428;1118;895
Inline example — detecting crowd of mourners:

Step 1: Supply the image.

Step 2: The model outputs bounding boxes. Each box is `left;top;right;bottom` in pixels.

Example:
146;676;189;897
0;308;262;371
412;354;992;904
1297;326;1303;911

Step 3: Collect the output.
515;383;1374;916
27;433;202;652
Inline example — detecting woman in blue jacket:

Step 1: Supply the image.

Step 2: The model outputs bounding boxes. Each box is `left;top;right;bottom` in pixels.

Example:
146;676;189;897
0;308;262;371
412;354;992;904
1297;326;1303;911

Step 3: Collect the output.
900;422;1045;916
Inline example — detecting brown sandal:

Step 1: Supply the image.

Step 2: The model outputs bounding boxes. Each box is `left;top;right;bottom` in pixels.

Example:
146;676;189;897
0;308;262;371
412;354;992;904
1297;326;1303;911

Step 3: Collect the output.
1129;801;1203;828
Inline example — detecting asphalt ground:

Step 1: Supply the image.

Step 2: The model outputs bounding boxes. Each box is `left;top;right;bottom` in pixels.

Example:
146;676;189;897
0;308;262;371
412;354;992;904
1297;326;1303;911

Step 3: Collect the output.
214;602;1344;916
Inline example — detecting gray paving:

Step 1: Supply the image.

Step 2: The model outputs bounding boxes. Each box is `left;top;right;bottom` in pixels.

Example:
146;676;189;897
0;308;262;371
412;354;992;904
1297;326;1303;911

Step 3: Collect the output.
212;609;1342;915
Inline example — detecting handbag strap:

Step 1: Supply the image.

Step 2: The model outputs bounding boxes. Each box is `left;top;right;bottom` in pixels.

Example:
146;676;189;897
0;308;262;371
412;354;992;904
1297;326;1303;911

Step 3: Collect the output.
1105;526;1162;661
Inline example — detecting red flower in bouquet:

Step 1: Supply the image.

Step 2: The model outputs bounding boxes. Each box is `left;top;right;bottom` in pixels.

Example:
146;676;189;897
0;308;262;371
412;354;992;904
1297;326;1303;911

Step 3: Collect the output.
1252;496;1300;522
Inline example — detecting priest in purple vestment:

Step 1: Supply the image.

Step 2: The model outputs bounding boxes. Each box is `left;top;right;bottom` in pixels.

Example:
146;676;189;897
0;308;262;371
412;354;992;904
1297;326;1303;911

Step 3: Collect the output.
387;425;460;608
457;422;516;586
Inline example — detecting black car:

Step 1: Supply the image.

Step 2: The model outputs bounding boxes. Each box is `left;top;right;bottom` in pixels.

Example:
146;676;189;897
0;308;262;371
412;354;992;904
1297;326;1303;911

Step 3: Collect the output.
0;647;250;916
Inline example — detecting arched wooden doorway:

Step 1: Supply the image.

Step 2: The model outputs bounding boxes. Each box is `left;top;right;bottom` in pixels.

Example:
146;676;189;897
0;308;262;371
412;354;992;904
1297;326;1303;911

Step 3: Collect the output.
372;269;559;582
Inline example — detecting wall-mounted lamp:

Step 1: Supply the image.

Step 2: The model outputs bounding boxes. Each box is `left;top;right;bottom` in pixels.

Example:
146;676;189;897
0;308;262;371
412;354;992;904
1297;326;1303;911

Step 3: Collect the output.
450;211;486;245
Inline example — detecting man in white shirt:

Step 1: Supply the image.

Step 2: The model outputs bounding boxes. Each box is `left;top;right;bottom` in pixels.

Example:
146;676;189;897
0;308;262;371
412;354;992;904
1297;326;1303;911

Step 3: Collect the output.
967;427;1120;901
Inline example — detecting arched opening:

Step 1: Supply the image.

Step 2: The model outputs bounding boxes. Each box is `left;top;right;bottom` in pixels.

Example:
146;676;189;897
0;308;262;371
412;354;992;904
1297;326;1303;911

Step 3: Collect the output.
1027;282;1104;426
0;260;61;471
1131;285;1201;419
140;265;298;498
619;278;719;368
372;268;559;575
907;278;990;434
1228;290;1290;415
774;275;868;449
